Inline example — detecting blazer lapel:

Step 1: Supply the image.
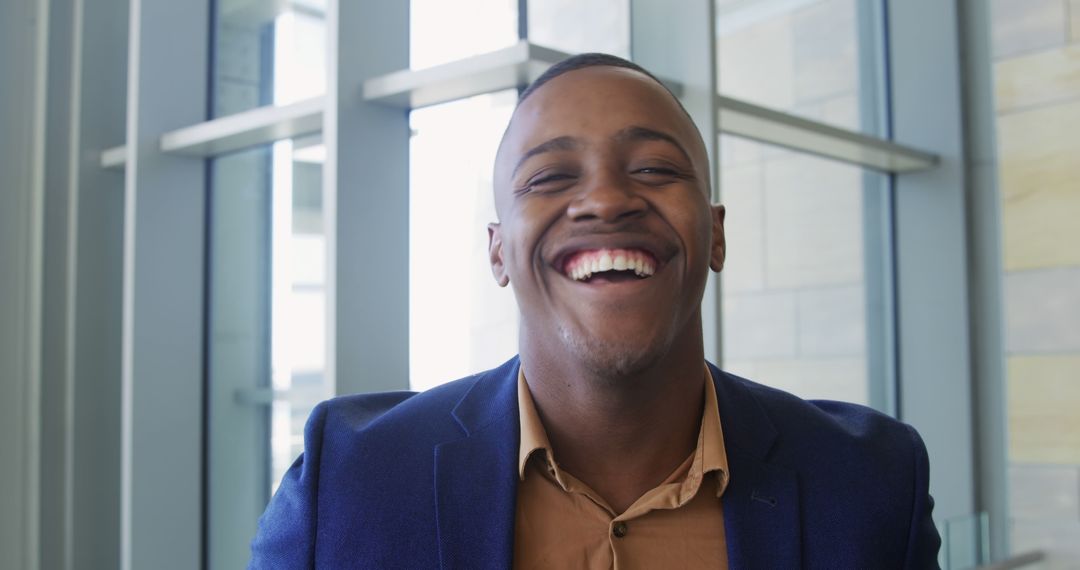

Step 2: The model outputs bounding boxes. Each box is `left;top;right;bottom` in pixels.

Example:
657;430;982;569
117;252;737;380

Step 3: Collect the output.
434;359;521;570
710;364;802;568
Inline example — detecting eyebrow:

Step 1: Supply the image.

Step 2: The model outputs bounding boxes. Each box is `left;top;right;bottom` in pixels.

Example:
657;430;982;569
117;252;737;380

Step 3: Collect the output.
512;136;583;178
612;125;693;164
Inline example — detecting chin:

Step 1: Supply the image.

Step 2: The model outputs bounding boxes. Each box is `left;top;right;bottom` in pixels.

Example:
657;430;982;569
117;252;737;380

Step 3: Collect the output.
557;322;674;379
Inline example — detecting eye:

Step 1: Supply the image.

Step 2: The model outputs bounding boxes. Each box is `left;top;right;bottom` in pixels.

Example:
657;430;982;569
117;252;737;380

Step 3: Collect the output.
630;163;687;185
518;171;577;195
531;173;575;185
633;166;679;176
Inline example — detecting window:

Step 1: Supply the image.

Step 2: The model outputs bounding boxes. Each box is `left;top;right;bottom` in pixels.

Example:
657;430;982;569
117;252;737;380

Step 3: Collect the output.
716;0;892;408
717;0;882;134
719;138;890;406
409;92;518;391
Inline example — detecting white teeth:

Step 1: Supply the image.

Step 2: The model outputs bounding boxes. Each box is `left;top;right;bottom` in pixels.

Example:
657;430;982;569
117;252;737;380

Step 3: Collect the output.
567;249;656;281
598;252;613;272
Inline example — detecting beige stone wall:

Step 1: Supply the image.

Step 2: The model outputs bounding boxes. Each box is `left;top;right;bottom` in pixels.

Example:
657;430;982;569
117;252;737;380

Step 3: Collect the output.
992;0;1080;564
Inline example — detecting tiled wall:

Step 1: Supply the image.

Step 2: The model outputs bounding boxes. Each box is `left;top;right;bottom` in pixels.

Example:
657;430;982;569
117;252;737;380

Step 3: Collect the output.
992;0;1080;565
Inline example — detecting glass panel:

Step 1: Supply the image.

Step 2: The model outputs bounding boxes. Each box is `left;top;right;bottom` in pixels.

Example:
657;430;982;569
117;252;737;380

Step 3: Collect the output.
211;0;327;118
716;0;884;135
207;144;272;570
207;3;330;567
409;91;519;391
990;0;1080;564
269;136;329;492
719;135;891;407
207;137;328;567
410;0;518;69
407;1;529;391
528;0;630;57
940;512;991;569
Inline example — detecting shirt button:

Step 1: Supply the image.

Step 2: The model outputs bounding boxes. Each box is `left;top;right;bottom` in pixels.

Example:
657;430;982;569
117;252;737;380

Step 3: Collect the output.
612;521;628;538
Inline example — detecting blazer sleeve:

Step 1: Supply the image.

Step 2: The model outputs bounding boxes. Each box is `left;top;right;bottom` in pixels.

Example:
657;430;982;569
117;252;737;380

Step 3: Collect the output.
903;424;943;569
249;401;329;569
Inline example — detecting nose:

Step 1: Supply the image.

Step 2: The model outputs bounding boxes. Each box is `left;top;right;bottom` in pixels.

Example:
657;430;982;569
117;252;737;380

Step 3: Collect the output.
566;168;647;223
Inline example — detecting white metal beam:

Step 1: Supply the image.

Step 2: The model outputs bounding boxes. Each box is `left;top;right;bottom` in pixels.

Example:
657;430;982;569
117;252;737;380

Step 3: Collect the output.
160;96;323;156
101;145;127;169
718;95;938;173
362;40;567;108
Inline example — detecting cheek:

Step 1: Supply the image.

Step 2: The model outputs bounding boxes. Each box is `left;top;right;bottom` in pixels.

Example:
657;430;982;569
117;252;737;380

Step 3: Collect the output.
664;198;713;262
503;203;559;282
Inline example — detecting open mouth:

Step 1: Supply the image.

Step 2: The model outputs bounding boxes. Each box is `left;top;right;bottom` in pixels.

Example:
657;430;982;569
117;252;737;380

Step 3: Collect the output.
562;248;657;283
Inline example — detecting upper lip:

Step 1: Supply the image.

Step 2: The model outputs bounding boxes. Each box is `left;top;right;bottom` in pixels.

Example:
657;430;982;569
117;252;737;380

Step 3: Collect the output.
549;235;675;276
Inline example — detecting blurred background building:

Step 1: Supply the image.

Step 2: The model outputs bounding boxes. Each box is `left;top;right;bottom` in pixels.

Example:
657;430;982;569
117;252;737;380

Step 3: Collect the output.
1;0;1077;568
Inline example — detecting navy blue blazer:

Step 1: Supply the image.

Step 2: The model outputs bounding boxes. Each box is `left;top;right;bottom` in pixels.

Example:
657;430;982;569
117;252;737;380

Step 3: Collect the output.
250;357;941;568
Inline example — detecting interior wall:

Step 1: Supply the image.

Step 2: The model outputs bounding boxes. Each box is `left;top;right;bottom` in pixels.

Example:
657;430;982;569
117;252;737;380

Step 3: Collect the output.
991;0;1080;564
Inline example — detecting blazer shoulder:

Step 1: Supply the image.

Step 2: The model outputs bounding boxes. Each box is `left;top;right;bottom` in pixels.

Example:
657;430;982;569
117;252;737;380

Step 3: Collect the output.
312;367;497;445
714;370;940;566
724;370;919;451
313;390;418;432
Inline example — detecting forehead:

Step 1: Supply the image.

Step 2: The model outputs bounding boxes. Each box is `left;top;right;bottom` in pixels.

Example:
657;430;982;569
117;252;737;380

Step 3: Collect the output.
498;66;702;164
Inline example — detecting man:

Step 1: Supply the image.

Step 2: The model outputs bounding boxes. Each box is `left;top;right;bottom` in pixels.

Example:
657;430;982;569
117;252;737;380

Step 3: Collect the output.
250;54;941;569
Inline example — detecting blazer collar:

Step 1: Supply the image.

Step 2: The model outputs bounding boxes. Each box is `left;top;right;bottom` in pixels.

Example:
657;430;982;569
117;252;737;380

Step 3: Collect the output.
449;357;520;435
710;363;802;568
435;358;521;570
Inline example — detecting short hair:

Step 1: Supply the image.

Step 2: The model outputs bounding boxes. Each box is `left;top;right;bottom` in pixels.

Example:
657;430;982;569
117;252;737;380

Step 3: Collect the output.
518;53;688;118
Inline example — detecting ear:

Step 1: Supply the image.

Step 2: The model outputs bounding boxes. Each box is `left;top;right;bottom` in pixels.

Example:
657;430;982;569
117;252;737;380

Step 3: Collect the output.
709;204;726;272
488;223;510;287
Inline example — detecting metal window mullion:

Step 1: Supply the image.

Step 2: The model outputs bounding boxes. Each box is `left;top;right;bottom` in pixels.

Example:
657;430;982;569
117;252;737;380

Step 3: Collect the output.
858;0;899;417
121;0;209;568
957;0;1010;561
67;0;129;566
886;0;978;544
326;0;410;395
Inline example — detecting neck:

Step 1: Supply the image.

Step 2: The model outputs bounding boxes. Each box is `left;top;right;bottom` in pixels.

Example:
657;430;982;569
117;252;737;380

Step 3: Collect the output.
519;320;707;514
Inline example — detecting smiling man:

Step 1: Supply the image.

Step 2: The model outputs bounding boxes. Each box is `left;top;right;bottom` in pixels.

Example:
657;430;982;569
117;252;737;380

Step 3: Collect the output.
250;54;941;569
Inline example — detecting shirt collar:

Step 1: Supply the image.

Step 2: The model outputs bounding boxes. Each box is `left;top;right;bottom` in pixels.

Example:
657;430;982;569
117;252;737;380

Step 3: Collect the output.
516;364;730;497
517;367;552;480
701;365;731;497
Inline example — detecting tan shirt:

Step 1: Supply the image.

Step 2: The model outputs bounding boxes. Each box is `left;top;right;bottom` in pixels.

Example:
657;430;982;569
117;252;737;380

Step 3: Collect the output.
513;367;730;569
